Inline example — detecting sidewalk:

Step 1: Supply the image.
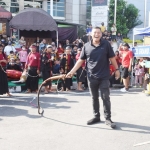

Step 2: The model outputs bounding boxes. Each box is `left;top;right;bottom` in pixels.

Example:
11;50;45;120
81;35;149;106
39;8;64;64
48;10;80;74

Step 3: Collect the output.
0;88;150;150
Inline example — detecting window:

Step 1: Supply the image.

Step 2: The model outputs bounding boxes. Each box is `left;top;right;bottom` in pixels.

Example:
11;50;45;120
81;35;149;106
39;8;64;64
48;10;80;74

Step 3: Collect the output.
47;0;65;18
0;0;43;14
24;0;42;9
86;0;91;21
0;0;19;13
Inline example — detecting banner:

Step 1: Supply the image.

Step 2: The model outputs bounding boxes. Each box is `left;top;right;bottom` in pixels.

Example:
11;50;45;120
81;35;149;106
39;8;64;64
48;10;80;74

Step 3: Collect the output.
91;1;108;27
133;46;150;57
92;0;108;6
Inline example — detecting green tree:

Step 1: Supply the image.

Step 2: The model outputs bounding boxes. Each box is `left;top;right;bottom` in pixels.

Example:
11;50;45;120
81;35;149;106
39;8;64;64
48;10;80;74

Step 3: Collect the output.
108;0;142;37
125;4;142;33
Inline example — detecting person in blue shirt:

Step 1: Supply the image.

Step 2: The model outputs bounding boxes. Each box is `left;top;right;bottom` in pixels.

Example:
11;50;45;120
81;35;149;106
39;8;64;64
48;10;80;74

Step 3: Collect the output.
39;39;47;52
53;59;60;74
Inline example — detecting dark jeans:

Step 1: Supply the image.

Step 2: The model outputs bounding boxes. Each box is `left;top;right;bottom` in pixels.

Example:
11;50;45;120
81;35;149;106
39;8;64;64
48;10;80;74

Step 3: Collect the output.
87;76;111;119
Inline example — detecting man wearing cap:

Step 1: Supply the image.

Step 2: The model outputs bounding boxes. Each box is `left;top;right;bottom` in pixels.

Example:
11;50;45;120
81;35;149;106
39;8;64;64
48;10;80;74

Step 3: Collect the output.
120;43;133;92
66;27;120;128
4;41;16;56
25;44;40;93
60;46;74;91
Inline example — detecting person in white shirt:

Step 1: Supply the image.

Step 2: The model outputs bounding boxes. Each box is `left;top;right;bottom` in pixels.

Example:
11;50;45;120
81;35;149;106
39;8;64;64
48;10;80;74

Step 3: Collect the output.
4;41;16;56
111;24;117;41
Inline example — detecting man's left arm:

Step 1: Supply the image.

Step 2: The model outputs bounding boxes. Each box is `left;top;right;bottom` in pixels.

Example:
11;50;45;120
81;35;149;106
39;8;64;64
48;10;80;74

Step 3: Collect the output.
109;57;118;70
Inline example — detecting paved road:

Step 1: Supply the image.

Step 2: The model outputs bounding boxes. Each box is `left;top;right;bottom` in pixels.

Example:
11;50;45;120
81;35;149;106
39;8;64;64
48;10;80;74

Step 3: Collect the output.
0;88;150;150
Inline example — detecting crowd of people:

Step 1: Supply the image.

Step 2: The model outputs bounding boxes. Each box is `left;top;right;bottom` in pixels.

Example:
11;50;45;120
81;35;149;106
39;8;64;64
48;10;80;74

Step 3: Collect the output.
0;24;149;96
0;35;89;95
0;26;149;128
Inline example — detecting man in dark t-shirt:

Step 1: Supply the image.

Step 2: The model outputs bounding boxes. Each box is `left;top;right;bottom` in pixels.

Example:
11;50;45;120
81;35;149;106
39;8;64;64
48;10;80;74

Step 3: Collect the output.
66;27;120;129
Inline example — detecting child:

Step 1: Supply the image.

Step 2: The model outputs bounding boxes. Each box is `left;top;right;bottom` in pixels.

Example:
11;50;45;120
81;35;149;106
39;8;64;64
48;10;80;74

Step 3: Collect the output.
7;51;17;62
18;45;28;69
16;58;23;70
7;58;22;71
134;61;144;87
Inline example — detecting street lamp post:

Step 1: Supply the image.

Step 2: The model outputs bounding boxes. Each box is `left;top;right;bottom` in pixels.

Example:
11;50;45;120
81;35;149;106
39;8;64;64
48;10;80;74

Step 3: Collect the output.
114;0;117;24
144;0;147;27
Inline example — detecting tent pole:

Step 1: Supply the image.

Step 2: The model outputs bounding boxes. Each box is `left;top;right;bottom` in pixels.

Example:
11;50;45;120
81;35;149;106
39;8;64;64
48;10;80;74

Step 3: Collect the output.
133;29;134;47
56;31;58;47
131;29;135;87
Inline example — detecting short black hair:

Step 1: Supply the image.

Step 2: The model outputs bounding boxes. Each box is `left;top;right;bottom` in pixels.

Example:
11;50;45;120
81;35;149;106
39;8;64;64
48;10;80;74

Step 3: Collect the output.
93;27;101;31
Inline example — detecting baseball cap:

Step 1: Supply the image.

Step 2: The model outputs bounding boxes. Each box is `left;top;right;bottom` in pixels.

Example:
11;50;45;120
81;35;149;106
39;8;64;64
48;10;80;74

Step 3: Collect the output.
47;45;52;48
66;46;71;50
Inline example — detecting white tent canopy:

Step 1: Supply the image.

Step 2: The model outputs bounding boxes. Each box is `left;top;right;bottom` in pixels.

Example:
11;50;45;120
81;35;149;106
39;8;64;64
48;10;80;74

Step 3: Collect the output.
133;26;150;46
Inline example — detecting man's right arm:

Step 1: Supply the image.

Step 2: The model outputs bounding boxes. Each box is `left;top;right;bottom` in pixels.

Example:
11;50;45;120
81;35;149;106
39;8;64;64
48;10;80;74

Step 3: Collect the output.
66;59;84;78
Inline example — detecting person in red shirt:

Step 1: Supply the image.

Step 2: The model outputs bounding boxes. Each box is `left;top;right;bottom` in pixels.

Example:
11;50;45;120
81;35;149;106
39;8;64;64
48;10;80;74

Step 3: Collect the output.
119;43;133;92
0;44;11;96
76;48;85;91
115;51;121;67
25;44;41;93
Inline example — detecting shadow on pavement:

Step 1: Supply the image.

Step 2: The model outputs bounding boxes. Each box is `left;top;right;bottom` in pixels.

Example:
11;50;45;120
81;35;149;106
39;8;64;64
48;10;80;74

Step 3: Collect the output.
0;106;41;119
0;96;78;119
43;116;150;134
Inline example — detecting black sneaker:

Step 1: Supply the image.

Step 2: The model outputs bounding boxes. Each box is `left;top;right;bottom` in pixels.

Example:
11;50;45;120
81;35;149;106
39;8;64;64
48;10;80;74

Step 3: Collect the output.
87;117;101;125
105;119;116;129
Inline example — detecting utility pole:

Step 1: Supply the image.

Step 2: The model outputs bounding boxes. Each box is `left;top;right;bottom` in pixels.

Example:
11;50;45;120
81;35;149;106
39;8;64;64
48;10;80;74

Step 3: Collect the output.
114;0;117;24
144;0;147;27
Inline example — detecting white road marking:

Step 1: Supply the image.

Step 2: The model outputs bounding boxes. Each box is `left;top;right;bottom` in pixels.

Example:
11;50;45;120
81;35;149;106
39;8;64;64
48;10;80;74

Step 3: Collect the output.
133;141;150;147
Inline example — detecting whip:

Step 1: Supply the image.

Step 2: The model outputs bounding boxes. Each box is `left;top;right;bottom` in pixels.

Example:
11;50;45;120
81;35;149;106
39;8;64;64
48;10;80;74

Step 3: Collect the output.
37;74;66;115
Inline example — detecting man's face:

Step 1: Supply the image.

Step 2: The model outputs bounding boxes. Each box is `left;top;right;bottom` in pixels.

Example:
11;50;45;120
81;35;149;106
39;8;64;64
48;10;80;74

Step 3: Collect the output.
91;28;102;42
47;48;52;53
66;49;71;54
31;47;36;52
74;46;77;50
43;39;46;43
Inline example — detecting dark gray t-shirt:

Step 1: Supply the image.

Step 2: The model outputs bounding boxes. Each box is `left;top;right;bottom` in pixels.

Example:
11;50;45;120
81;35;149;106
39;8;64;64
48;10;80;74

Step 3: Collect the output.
80;39;115;80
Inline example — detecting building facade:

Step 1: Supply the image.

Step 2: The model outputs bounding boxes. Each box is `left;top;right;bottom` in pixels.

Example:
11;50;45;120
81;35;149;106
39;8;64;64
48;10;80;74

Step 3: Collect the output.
0;0;87;25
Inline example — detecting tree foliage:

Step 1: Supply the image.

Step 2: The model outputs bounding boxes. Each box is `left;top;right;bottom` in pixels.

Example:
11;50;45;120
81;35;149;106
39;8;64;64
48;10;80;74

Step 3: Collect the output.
125;4;143;33
108;0;142;37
